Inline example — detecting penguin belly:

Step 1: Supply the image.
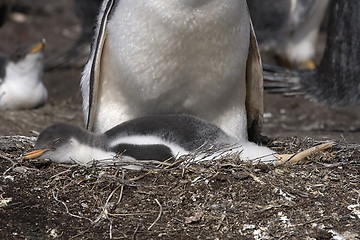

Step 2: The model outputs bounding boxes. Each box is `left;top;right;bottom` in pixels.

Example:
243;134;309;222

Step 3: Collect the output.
0;47;46;110
93;0;251;140
0;72;47;110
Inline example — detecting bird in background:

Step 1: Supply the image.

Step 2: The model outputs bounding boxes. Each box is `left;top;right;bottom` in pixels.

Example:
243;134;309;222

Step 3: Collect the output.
248;0;330;69
263;0;360;107
0;39;47;110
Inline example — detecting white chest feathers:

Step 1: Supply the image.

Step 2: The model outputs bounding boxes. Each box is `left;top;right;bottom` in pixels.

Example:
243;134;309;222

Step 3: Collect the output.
104;0;249;101
40;138;116;164
0;53;47;110
88;0;252;137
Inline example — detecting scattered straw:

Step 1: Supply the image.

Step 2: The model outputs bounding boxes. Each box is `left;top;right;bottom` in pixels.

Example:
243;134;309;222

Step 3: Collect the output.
52;189;93;223
148;199;162;230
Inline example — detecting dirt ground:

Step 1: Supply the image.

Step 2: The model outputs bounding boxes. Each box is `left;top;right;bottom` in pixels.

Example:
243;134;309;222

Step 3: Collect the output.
0;1;359;239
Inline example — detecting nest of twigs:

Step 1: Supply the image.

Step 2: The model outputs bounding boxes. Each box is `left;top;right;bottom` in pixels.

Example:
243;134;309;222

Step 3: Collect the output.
0;135;359;239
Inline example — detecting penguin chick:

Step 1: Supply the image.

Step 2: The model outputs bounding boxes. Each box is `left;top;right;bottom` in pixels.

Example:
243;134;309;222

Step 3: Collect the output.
25;114;276;164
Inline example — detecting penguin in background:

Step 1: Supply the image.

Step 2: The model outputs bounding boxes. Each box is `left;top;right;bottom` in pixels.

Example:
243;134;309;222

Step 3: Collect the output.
81;0;264;145
263;1;360;107
248;0;330;69
0;40;47;110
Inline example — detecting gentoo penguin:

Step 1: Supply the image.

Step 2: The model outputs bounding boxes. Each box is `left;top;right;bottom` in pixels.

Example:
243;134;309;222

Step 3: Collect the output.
248;0;329;69
81;0;264;143
0;39;47;110
25;114;277;164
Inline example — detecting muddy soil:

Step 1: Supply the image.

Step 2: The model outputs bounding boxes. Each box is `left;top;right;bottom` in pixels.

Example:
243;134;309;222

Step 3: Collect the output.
0;1;359;239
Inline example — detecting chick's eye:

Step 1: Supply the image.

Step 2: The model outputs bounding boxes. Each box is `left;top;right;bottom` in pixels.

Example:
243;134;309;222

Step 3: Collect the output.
53;138;60;144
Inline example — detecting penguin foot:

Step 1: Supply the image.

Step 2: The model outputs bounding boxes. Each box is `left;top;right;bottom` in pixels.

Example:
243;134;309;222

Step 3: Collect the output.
299;60;316;70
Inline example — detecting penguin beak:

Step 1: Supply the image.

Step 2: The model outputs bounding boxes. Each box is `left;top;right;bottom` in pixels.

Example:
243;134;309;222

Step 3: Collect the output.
24;148;52;159
29;39;46;54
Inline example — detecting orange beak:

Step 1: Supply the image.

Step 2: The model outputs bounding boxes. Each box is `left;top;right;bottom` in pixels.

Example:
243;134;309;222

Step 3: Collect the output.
29;39;46;53
24;149;52;159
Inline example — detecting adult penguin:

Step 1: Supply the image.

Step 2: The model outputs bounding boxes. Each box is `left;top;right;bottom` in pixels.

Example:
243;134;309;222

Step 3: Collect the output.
0;40;47;110
81;0;264;143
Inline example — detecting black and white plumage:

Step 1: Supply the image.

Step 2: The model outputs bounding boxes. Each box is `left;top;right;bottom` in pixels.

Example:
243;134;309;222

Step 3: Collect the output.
25;114;276;164
81;0;264;143
263;1;360;106
248;0;329;68
0;40;47;110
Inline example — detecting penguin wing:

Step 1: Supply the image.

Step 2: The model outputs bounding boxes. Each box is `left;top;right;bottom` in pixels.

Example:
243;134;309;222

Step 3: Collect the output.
81;0;116;130
245;20;263;142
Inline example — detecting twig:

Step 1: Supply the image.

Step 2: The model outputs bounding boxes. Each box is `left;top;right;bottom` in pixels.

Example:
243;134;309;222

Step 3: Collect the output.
49;169;72;180
165;158;184;169
89;157;172;169
295;216;331;226
0;154;15;164
94;171;125;225
109;220;113;239
3;163;18;175
0;135;36;143
94;185;121;223
148;199;162;230
241;166;265;185
108;211;158;217
132;224;140;240
216;213;226;230
52;189;93;223
247;172;265;185
105;185;121;207
130;170;154;181
117;169;125;205
2;157;22;175
69;230;89;240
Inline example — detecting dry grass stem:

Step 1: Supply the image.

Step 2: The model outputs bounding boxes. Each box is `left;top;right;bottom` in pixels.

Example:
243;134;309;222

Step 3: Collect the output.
52;189;93;223
148;199;163;230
